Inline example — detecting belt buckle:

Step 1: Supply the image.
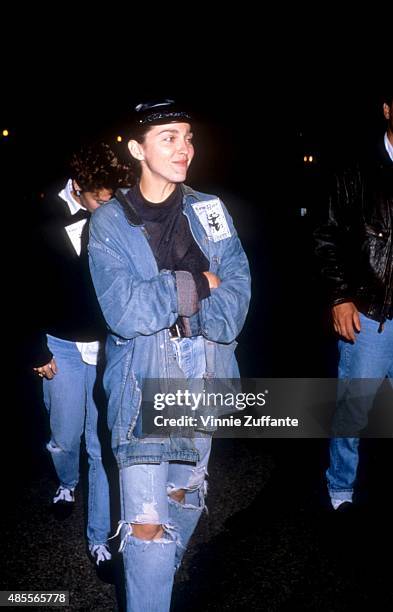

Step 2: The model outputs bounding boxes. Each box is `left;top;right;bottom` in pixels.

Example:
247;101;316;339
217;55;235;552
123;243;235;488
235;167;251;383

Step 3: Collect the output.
169;322;182;340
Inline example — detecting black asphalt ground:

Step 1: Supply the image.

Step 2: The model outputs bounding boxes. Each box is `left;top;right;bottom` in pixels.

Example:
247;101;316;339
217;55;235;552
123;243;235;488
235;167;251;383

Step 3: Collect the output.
1;429;392;611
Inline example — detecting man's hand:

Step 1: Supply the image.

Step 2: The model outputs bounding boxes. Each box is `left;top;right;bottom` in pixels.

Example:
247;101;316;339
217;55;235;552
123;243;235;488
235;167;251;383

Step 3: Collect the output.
203;271;221;289
332;302;361;342
33;358;58;380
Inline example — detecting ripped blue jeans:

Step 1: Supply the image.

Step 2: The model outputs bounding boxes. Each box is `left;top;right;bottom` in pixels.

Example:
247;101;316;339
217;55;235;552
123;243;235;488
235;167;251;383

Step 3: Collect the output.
117;335;211;612
43;334;111;546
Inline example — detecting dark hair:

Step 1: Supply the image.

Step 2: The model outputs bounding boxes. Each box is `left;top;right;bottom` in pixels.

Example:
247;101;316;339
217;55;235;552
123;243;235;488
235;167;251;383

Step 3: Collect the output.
381;86;393;106
70;142;134;191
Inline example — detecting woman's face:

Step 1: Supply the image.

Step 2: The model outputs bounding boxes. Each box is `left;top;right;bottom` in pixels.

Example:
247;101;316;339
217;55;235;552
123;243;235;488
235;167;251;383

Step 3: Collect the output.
72;181;113;212
80;188;113;212
130;122;194;185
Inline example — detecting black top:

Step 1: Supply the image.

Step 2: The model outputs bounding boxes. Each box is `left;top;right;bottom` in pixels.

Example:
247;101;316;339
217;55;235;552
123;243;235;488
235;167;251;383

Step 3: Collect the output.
126;184;210;300
24;188;107;367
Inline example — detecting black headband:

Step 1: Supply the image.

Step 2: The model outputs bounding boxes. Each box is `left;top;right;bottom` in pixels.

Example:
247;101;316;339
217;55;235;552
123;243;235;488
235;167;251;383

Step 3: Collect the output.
133;99;192;127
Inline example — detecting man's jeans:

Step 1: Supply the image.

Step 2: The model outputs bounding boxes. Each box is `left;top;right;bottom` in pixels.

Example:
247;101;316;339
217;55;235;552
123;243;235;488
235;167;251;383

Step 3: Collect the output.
43;335;111;545
118;335;211;612
327;314;393;505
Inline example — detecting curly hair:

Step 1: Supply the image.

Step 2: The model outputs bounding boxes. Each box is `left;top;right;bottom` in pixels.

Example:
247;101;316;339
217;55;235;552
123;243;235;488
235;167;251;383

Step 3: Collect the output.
69;142;134;192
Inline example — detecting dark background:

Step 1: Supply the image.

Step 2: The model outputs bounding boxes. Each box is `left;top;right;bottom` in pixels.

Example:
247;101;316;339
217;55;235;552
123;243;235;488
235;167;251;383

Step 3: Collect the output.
3;50;389;376
2;29;392;610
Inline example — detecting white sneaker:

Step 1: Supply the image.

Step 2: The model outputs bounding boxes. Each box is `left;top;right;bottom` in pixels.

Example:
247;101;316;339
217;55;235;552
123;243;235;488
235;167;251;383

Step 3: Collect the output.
89;544;112;566
53;486;75;504
332;500;354;512
51;486;75;520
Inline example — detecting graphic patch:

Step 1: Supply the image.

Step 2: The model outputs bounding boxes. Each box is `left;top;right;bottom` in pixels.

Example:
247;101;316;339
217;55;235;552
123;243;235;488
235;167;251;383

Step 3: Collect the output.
192;199;232;242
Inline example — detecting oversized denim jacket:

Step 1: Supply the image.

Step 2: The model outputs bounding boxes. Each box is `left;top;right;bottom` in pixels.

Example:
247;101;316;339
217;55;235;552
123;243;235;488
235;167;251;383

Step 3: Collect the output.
88;185;251;468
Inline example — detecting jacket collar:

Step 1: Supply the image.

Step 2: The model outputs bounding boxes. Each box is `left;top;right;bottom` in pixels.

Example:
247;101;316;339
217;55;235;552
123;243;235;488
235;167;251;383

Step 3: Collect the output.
114;188;142;226
114;184;205;226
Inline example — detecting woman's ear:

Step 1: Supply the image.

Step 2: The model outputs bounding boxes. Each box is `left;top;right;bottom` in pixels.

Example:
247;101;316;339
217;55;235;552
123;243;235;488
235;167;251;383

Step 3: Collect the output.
72;180;82;197
128;139;145;161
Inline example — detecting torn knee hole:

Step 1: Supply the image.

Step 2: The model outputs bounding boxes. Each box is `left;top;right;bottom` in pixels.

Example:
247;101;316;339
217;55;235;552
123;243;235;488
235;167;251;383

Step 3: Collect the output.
131;523;164;540
169;489;186;504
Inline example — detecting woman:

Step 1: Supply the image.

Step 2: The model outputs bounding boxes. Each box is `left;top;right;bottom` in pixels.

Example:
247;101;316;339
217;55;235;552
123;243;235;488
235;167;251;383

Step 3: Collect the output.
89;100;251;611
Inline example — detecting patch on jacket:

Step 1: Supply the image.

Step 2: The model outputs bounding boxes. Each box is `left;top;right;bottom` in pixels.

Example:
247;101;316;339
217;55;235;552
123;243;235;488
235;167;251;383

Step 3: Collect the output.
192;199;231;242
64;219;88;255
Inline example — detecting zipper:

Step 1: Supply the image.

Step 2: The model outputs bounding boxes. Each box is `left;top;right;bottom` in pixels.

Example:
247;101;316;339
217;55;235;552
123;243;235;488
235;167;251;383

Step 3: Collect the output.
375;200;393;327
381;203;393;322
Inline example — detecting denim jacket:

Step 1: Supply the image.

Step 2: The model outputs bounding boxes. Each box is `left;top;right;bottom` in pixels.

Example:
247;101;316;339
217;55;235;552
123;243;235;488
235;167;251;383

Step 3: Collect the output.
88;185;251;468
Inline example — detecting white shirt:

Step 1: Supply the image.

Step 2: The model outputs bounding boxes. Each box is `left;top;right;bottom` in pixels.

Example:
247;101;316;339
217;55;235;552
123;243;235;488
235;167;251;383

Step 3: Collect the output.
384;132;393;162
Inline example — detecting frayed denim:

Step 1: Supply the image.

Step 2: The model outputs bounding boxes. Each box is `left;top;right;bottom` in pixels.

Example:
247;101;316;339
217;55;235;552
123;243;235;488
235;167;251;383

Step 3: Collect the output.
115;336;211;612
43;335;111;545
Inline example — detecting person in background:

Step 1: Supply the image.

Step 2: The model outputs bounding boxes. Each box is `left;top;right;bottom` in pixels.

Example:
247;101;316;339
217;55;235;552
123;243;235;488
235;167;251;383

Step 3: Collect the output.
26;142;132;574
315;88;393;511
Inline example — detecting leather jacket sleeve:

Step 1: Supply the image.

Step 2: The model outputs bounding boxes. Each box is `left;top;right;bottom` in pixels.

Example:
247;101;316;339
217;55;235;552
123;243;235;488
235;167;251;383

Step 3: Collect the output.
314;167;362;307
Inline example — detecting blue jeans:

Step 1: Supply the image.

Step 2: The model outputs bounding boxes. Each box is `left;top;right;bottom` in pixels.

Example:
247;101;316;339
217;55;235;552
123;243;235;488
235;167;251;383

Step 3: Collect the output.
327;314;393;504
118;335;211;612
43;335;111;545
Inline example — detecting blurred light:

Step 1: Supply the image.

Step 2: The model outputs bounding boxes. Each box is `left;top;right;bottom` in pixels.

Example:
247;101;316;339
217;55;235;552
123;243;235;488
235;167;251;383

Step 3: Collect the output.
308;155;313;162
116;135;122;143
2;129;9;137
303;155;308;163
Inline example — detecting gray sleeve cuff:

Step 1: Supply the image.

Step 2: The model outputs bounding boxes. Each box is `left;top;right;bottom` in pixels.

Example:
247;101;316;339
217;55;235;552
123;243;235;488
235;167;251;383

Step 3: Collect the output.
174;270;199;317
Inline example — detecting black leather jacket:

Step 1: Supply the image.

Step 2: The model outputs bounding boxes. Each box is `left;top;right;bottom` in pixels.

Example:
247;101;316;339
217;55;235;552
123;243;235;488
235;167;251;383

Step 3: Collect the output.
314;138;393;324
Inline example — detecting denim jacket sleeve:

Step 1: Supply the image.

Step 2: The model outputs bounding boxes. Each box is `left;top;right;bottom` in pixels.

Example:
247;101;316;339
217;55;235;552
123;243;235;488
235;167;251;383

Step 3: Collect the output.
88;207;196;339
199;209;251;343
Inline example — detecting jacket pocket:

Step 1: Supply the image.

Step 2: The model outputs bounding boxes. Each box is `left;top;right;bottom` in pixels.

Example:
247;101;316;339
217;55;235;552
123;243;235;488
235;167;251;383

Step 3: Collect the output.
362;224;390;277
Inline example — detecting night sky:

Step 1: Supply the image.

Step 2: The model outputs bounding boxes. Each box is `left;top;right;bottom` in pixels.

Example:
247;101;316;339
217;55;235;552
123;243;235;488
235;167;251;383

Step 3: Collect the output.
2;37;390;196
